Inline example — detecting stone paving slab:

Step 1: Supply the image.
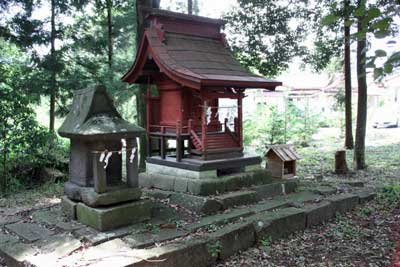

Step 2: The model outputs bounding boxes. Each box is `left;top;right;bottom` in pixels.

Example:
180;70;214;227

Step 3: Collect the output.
28;234;82;267
184;208;254;232
132;237;216;267
274;191;322;203
0;240;38;267
0;186;377;267
57;238;140;267
5;222;54;243
0;233;19;245
72;224;143;245
0;215;21;227
249;199;288;213
124;228;187;249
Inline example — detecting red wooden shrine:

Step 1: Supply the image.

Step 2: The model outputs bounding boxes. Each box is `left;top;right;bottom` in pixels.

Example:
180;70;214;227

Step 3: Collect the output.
122;9;281;161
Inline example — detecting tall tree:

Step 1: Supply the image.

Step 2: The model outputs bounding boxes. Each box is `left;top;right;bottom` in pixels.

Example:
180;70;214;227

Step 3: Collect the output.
344;0;354;149
106;0;113;69
1;0;88;132
188;0;193;14
136;0;160;171
49;0;57;132
354;0;367;169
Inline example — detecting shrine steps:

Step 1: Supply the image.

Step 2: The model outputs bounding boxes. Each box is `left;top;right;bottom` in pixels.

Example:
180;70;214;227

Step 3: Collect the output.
190;132;240;152
0;181;377;267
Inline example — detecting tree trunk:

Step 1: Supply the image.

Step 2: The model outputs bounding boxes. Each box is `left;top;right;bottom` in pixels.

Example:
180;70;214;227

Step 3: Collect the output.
354;0;368;170
188;0;193;14
49;0;56;132
136;0;160;171
1;128;6;193
106;0;113;69
335;150;348;174
344;0;354;149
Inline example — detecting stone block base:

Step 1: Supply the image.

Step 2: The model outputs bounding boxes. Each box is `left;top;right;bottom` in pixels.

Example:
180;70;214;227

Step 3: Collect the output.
140;169;274;196
76;200;151;231
64;182;142;207
61;196;77;220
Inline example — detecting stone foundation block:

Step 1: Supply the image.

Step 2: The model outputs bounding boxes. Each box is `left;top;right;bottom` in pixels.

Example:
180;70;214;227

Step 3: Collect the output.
252;183;283;199
187;179;225;196
61;196;78;220
76;200;151;231
208;221;255;260
356;189;376;204
326;193;359;214
80;187;142;207
302;201;335;227
248;207;306;241
215;190;258;209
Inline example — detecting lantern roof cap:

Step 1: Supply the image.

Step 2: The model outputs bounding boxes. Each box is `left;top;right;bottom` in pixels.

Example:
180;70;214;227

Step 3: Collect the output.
58;85;145;139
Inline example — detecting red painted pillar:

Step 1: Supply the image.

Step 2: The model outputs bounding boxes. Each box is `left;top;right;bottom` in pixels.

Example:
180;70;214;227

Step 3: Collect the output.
201;100;208;152
238;96;243;148
146;85;151;133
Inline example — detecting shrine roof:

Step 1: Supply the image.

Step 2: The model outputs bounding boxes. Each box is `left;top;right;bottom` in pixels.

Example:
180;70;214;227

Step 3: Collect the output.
58;85;145;139
265;145;301;162
122;9;281;90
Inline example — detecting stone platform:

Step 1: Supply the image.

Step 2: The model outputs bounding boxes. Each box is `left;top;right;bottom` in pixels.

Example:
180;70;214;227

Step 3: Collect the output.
141;157;276;196
0;180;376;267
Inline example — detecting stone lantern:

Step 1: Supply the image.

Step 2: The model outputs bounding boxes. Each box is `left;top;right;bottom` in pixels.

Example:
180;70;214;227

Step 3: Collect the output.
58;85;151;231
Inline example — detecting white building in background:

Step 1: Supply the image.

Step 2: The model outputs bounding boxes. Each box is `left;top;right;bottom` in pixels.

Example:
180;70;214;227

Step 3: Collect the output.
243;72;400;122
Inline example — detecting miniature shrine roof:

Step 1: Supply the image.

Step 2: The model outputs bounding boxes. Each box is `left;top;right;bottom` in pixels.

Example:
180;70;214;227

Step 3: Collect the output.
122;9;282;90
58;85;145;139
265;145;301;161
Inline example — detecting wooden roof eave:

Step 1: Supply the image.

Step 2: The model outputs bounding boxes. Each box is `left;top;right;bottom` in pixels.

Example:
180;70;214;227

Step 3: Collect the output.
201;79;282;90
122;31;203;90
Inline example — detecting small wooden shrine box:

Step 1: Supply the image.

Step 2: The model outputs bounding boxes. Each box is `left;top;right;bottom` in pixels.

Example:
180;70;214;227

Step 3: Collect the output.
265;145;301;179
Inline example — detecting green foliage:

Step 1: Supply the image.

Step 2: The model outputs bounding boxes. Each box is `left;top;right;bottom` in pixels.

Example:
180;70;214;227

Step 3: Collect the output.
260;236;272;251
207;240;221;258
317;0;399;79
224;0;309;77
378;185;400;208
244;100;320;152
333;214;364;238
0;39;68;194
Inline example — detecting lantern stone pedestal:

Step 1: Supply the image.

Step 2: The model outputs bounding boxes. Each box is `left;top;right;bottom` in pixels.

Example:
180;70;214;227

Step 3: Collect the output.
58;86;151;231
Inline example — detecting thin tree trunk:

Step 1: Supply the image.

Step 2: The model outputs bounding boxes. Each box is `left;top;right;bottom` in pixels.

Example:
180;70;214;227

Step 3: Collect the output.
106;0;113;69
354;0;367;170
1;128;6;193
344;0;354;149
49;0;56;132
188;0;193;14
136;0;160;171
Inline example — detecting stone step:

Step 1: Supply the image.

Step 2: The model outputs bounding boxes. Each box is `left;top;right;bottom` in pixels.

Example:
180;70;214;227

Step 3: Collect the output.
0;188;377;267
214;190;258;210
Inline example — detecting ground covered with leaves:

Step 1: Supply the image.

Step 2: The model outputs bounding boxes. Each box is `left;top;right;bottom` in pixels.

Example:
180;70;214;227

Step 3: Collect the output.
216;128;400;267
216;193;399;267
